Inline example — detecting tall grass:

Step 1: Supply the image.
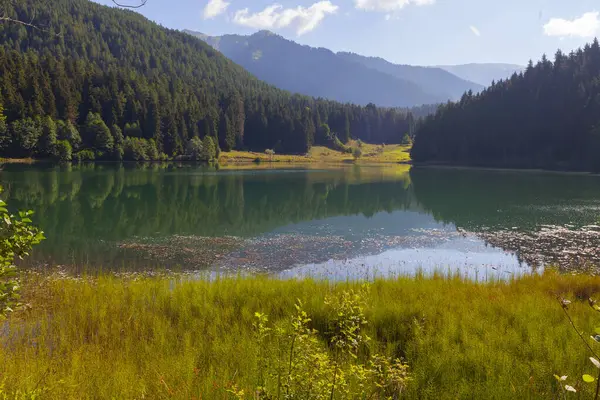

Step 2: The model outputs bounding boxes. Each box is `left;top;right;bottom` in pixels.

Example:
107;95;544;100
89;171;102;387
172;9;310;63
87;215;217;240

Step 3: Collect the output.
2;272;600;398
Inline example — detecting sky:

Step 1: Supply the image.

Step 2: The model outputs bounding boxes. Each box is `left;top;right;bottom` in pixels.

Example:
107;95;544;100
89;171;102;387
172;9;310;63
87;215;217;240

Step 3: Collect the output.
94;0;600;66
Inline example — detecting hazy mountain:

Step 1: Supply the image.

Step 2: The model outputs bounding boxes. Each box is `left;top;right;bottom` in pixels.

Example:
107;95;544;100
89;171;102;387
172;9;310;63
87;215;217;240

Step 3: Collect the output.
437;63;525;86
337;52;483;100
184;30;450;107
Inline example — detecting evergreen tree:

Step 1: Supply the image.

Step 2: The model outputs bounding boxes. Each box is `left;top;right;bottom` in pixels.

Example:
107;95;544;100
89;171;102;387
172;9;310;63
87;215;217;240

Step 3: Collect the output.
0;0;416;159
57;120;82;150
56;140;72;162
83;112;113;153
201;135;217;161
38;116;57;158
411;37;600;172
9;118;41;157
0;101;8;151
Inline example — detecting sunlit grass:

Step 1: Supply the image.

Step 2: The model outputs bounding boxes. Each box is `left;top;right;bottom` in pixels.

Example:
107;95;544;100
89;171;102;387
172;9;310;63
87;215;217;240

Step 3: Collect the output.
219;143;412;164
2;271;600;398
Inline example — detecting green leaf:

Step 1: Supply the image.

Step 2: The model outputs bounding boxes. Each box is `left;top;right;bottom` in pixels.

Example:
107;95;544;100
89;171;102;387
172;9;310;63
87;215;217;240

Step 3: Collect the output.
583;374;595;383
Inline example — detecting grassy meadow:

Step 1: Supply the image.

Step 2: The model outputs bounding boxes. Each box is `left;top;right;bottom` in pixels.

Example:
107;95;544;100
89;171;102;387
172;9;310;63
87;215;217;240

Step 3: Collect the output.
219;142;412;164
3;272;600;399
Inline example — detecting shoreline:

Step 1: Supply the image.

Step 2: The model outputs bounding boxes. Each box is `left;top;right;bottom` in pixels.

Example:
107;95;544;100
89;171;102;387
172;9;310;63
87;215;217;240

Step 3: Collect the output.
412;162;600;176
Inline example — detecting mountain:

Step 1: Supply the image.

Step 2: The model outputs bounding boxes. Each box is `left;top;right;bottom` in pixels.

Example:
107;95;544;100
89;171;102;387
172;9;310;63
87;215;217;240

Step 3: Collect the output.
436;63;525;86
0;0;416;160
337;52;483;100
185;30;451;107
412;41;600;172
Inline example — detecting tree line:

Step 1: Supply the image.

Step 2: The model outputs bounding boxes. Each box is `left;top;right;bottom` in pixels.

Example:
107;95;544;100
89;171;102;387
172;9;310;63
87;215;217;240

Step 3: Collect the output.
411;38;600;172
0;0;415;161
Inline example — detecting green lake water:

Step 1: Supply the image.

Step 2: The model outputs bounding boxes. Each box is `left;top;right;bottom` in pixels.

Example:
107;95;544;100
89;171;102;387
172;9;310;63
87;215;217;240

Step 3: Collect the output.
2;163;600;279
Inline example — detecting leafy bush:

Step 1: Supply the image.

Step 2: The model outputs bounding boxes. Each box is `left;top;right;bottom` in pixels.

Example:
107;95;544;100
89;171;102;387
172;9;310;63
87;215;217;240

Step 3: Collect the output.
73;149;96;162
56;140;72;162
353;147;363;160
232;287;411;399
185;137;203;161
0;188;44;317
57;120;82;150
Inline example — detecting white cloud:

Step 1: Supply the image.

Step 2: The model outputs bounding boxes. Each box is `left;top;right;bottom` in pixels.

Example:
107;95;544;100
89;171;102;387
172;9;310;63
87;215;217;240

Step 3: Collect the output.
203;0;230;19
354;0;434;12
233;1;338;35
543;11;600;38
469;25;480;36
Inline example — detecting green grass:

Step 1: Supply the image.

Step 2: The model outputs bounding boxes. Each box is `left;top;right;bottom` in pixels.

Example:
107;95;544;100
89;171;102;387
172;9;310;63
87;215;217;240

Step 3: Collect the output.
4;272;600;399
219;143;412;164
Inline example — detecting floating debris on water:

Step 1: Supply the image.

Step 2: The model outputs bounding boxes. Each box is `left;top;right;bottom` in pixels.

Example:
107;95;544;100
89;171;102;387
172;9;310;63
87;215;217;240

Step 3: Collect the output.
477;224;600;273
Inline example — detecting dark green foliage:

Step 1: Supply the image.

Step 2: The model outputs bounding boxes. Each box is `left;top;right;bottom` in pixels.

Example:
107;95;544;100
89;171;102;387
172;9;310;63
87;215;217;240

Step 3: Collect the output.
57;120;82;150
0;101;9;151
56;140;72;162
124;122;143;139
185;137;204;161
9;118;41;157
74;150;95;163
201;136;217;161
412;39;600;172
83;113;113;153
0;0;414;159
38;116;57;158
122;137;162;161
111;125;124;146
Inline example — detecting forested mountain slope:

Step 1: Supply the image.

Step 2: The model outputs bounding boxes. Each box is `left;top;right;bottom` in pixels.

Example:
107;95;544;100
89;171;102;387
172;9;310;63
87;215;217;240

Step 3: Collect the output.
412;40;600;171
337;52;483;100
185;30;444;107
0;0;414;161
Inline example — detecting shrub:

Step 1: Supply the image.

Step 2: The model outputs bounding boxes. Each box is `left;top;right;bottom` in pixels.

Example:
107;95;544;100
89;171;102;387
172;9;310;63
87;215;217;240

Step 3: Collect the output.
123;137;148;161
353;147;363;160
56;140;72;162
9;118;42;156
57;120;82;150
73;149;96;163
185;137;203;161
0;187;44;317
239;288;411;399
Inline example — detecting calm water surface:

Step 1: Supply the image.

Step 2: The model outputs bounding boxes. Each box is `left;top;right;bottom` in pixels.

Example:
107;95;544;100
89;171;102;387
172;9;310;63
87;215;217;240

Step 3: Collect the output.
3;163;600;279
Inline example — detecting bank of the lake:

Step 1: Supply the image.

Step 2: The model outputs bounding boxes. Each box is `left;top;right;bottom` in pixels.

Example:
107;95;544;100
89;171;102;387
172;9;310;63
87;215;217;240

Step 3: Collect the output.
4;272;600;399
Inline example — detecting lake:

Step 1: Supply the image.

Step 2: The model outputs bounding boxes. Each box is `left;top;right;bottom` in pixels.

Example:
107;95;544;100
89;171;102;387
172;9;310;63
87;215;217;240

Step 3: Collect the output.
2;163;600;279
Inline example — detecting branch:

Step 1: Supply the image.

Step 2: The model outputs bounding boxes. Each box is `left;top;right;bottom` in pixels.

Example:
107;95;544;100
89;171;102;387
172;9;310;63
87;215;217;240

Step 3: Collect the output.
0;16;42;30
0;16;61;35
111;0;148;8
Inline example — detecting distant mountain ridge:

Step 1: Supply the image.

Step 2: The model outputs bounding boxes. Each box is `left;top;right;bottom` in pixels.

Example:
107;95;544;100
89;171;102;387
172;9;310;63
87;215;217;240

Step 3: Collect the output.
337;52;483;100
185;29;443;107
436;63;525;86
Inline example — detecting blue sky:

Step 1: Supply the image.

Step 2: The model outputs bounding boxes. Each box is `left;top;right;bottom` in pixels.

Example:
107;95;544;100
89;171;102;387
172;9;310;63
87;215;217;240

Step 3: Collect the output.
95;0;600;66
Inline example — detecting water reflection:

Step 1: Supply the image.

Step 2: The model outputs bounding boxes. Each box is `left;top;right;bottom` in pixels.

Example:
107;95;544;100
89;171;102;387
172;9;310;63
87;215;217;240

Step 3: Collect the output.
1;163;599;275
